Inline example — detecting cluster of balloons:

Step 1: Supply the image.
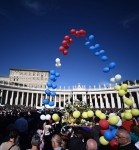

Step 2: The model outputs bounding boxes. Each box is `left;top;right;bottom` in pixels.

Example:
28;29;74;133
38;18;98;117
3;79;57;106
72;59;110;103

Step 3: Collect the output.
58;28;86;56
40;114;51;120
40;113;60;122
84;34;122;83
44;70;60;107
55;58;61;67
110;74;122;83
72;110;94;119
58;35;73;55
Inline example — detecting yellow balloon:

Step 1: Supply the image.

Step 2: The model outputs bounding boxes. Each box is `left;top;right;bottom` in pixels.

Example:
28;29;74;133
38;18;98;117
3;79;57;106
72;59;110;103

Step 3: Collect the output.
87;110;94;118
125;109;131;113
114;85;121;91
82;112;88;119
118;89;126;96
73;110;81;118
124;98;133;106
131;109;139;116
124;112;132;120
121;112;125;118
52;114;60;122
109;115;119;125
99;113;106;119
95;110;102;117
99;136;109;145
121;84;128;91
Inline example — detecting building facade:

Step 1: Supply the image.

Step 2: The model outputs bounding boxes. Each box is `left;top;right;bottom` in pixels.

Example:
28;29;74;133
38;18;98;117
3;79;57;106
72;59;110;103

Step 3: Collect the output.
0;68;139;109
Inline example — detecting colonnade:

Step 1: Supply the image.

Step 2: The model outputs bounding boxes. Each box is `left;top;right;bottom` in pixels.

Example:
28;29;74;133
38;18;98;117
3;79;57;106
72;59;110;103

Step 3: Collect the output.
0;84;139;109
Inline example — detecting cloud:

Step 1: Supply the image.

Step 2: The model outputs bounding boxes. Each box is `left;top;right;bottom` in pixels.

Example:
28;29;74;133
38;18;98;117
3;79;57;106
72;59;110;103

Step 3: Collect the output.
21;0;60;15
122;13;139;28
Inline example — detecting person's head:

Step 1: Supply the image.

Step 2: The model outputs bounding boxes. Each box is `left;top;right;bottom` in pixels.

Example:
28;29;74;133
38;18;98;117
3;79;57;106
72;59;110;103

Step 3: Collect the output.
116;129;131;145
8;129;20;145
31;134;41;148
51;134;64;148
86;139;98;150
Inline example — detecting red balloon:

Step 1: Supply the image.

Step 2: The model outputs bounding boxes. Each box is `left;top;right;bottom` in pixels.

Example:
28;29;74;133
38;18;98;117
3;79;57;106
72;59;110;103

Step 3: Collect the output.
64;35;70;41
69;38;73;44
109;138;119;150
59;46;65;52
62;40;68;46
79;29;86;36
75;31;80;36
99;119;109;130
63;44;69;49
63;49;68;55
70;29;76;35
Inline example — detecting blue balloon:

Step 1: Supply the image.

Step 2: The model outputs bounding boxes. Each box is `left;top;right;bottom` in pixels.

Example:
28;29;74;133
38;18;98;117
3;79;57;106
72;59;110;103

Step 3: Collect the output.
104;130;113;141
55;72;60;77
111;129;118;137
50;75;56;81
50;70;55;75
84;41;90;46
109;125;117;130
101;56;108;61
52;84;57;89
109;62;116;69
45;89;51;95
94;44;100;48
51;91;56;97
43;99;49;104
89;46;95;50
88;35;94;41
99;49;105;55
95;51;100;56
49;101;54;106
103;67;110;73
47;82;52;88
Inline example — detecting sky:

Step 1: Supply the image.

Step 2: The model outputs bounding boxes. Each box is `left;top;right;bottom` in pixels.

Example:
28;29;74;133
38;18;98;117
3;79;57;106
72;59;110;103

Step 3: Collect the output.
0;0;139;88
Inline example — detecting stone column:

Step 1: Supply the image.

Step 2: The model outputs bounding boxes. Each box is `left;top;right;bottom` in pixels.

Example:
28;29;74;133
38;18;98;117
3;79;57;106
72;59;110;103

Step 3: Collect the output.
82;94;87;103
89;94;93;107
99;94;104;108
10;91;14;105
26;92;29;106
136;91;139;108
59;94;61;108
15;92;19;105
31;93;34;107
36;93;38;106
63;94;66;107
104;94;110;108
5;90;9;104
94;94;99;108
110;93;115;108
54;96;57;107
21;92;24;105
116;93;121;108
40;94;43;106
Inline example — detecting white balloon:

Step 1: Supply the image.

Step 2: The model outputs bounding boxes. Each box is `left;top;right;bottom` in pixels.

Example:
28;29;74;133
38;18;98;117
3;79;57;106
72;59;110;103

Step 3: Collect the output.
55;58;60;63
110;77;115;83
45;114;51;120
116;119;122;127
115;74;122;81
109;113;116;117
55;63;61;67
40;114;46;120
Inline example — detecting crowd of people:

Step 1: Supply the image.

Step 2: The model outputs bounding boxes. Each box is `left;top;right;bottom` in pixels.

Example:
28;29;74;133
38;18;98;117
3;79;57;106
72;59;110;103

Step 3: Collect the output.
0;104;139;150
